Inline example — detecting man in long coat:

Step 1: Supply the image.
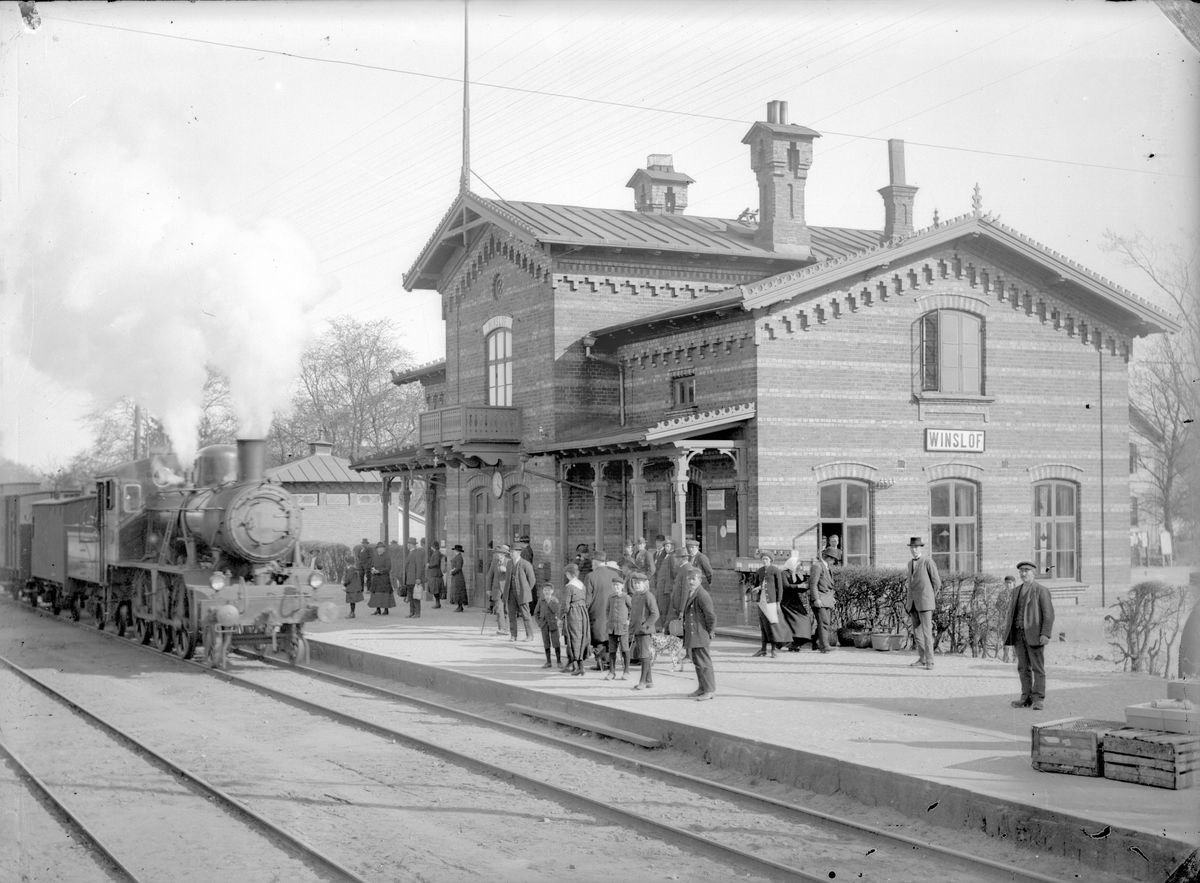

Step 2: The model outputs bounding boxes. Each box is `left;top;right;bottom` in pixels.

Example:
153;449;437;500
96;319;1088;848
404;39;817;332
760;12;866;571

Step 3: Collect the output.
632;537;655;580
402;537;426;618
905;536;941;670
506;545;536;642
387;540;404;594
484;547;509;635
367;542;394;614
585;554;621;671
354;538;373;581
1004;561;1055;710
808;554;836;652
683;538;714;586
652;539;677;629
680;565;716;700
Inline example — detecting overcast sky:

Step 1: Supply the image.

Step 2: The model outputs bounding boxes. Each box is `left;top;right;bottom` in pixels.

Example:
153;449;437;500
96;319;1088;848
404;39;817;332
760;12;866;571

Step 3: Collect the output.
1;0;1196;470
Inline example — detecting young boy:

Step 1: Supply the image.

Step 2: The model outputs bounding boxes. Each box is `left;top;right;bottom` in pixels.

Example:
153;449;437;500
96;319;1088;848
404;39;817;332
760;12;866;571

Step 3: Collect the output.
605;577;633;680
535;584;563;669
628;571;659;689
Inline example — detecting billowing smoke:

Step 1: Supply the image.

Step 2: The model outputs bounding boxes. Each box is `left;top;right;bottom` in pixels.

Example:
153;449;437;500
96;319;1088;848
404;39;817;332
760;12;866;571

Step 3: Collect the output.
3;133;334;465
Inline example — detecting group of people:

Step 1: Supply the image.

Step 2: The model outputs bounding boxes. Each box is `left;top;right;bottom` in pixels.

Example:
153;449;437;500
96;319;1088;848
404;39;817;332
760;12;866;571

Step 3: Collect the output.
341;537;469;618
342;530;1055;711
747;534;1056;710
486;536;719;700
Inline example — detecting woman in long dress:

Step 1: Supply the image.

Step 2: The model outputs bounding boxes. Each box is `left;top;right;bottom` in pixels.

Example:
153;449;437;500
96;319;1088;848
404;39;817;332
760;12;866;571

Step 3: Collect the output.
448;544;469;612
560;563;592;676
367;542;395;615
780;555;813;651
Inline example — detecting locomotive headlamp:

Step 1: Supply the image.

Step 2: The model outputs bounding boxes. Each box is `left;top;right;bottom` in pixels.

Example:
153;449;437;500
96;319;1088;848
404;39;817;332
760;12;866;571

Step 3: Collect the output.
209;572;228;591
316;601;338;623
215;604;240;627
308;572;324;589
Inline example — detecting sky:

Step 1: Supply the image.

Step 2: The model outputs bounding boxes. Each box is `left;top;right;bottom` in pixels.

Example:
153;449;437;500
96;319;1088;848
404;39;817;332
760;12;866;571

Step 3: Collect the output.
0;0;1196;471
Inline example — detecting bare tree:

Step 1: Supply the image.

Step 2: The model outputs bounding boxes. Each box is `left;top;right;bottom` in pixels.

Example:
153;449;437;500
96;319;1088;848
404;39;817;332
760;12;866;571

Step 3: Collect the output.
270;317;422;465
1104;232;1199;550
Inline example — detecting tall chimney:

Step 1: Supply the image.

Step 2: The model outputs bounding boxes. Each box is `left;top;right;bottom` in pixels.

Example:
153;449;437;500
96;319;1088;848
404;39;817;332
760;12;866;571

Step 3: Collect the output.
878;139;918;241
237;439;266;484
742;101;821;257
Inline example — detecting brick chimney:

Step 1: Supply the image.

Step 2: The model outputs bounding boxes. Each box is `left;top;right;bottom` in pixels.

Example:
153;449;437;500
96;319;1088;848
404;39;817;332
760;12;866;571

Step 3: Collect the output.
742;101;820;257
878;139;918;241
626;154;694;214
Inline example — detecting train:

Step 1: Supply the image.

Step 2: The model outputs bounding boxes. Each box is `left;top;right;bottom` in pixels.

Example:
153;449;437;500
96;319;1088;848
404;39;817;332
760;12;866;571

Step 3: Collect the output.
0;439;340;668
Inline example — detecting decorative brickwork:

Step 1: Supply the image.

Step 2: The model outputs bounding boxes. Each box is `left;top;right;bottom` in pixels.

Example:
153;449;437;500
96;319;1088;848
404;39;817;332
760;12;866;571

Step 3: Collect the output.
1028;463;1085;483
923;462;985;482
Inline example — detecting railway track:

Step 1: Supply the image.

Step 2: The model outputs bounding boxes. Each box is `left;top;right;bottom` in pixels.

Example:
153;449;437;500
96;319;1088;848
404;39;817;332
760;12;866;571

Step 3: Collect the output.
0;654;372;883
4;598;1090;883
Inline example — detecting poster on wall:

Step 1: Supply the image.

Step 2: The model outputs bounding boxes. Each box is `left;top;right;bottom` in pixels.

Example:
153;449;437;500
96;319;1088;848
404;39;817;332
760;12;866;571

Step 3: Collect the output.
706;489;726;510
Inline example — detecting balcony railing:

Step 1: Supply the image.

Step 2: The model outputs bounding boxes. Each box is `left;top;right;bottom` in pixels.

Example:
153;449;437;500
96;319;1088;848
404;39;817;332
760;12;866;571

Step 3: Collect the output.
418;405;521;446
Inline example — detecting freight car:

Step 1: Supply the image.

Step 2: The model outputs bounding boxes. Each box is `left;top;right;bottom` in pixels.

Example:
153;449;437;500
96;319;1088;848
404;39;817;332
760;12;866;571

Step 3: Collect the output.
3;439;339;669
1;487;82;607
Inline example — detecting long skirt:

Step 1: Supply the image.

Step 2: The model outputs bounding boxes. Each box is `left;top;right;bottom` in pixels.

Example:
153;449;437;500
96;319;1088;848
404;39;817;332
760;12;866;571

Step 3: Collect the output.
426;573;445;599
449;575;468;606
758;607;792;645
369;590;396;608
780;588;812;642
563;604;592;662
344;587;364;603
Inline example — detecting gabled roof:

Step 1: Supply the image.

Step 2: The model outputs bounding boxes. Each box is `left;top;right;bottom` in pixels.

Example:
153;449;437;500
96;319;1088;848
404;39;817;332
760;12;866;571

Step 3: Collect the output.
624;168;696;187
267;452;380;485
589;211;1179;340
403;189;881;291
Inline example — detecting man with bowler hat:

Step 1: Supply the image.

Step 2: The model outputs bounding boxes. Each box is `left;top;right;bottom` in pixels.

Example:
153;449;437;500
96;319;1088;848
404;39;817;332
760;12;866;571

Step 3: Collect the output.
905;537;941;670
1004;561;1055;710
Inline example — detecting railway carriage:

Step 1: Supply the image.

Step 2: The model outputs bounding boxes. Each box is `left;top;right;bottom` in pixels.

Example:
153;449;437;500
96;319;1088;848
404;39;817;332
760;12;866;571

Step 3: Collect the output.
2;439;339;668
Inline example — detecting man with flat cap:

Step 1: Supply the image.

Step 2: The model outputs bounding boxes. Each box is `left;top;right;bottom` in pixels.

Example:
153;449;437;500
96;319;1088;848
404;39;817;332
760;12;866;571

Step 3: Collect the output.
905;536;941;670
1004;561;1055;710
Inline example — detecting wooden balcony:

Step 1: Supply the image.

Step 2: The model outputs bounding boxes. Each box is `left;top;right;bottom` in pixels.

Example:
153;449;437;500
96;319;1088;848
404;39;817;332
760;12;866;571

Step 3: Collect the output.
418;405;521;447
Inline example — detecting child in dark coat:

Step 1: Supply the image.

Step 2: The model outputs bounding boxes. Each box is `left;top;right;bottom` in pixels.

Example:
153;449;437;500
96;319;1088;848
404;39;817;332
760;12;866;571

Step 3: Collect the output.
343;565;363;619
535;585;562;669
605;579;632;680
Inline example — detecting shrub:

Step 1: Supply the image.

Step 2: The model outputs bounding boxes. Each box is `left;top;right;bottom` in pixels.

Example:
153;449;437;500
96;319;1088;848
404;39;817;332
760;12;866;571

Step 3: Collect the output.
300;541;354;583
1105;581;1192;676
830;566;908;633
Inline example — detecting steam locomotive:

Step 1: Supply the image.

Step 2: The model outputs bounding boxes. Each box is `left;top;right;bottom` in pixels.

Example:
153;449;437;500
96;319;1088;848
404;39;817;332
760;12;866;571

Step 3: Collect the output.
0;439;339;668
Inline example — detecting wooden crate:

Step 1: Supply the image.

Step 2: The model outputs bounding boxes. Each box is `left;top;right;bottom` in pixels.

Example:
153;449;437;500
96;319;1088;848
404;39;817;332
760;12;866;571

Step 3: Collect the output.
1103;728;1200;790
1031;717;1126;777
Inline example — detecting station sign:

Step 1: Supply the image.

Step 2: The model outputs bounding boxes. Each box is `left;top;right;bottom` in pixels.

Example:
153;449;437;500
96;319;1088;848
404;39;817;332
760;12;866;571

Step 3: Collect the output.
925;428;985;453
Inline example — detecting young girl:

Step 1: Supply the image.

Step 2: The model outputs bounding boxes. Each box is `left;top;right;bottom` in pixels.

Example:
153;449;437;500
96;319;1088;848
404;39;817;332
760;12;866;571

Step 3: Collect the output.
560;564;591;676
343;564;363;619
628;572;659;689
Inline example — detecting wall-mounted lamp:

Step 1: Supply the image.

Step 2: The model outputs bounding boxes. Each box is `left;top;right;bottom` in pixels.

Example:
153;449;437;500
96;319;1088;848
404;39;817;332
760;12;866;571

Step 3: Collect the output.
582;335;597;358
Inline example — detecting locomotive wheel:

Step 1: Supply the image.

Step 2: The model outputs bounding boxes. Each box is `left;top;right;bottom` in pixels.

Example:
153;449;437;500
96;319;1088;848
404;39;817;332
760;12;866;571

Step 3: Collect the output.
153;623;174;653
136;618;153;646
173;625;195;660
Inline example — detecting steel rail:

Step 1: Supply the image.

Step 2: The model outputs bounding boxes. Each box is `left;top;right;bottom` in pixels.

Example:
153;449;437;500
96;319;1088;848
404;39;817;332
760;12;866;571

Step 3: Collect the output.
11;597;1074;883
0;654;373;883
248;653;1074;883
0;737;148;883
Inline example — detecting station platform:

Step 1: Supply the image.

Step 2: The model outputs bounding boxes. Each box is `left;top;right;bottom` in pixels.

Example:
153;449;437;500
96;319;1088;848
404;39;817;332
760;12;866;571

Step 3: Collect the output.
301;604;1197;882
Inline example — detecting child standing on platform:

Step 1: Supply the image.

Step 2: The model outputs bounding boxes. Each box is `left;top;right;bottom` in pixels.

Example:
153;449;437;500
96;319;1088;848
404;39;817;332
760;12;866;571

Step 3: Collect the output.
343;565;363;619
605;578;632;680
536;585;562;669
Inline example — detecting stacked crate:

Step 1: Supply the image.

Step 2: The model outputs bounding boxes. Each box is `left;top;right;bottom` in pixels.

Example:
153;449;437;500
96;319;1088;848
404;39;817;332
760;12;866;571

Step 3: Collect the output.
1031;718;1126;777
1102;729;1200;790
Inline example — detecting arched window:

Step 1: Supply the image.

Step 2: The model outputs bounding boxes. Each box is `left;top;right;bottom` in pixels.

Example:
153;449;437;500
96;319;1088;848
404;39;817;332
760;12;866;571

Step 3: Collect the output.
1033;480;1078;580
818;480;871;566
486;327;513;406
930;479;978;573
921;310;982;394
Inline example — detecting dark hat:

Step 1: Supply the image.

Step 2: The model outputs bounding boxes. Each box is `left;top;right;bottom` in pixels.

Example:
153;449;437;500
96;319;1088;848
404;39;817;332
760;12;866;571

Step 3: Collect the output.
406;536;417;544
430;540;440;549
519;535;530;544
1016;560;1037;571
654;533;666;542
452;544;464;552
679;564;701;581
908;537;924;547
630;571;650;583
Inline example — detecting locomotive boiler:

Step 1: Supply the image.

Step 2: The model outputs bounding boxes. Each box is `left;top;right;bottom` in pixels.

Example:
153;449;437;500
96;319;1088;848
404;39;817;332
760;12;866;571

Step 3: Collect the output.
7;439;338;669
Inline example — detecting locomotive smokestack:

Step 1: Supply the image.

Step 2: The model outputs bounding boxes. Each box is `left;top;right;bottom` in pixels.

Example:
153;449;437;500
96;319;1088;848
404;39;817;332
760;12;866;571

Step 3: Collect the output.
236;439;266;484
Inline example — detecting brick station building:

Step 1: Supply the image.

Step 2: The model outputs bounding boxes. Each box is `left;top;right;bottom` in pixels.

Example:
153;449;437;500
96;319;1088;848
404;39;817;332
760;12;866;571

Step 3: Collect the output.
355;100;1177;620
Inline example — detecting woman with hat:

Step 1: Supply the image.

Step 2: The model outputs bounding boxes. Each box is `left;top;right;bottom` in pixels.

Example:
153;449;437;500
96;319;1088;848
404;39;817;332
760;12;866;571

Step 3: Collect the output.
367;541;395;615
448;544;468;612
425;540;445;609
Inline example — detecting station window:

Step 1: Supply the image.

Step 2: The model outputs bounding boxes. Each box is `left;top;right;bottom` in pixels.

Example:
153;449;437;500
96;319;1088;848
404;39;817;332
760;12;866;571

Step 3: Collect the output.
122;483;143;514
818;480;870;566
930;479;978;573
1033;480;1078;580
486;327;513;406
921;310;982;394
672;375;696;409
